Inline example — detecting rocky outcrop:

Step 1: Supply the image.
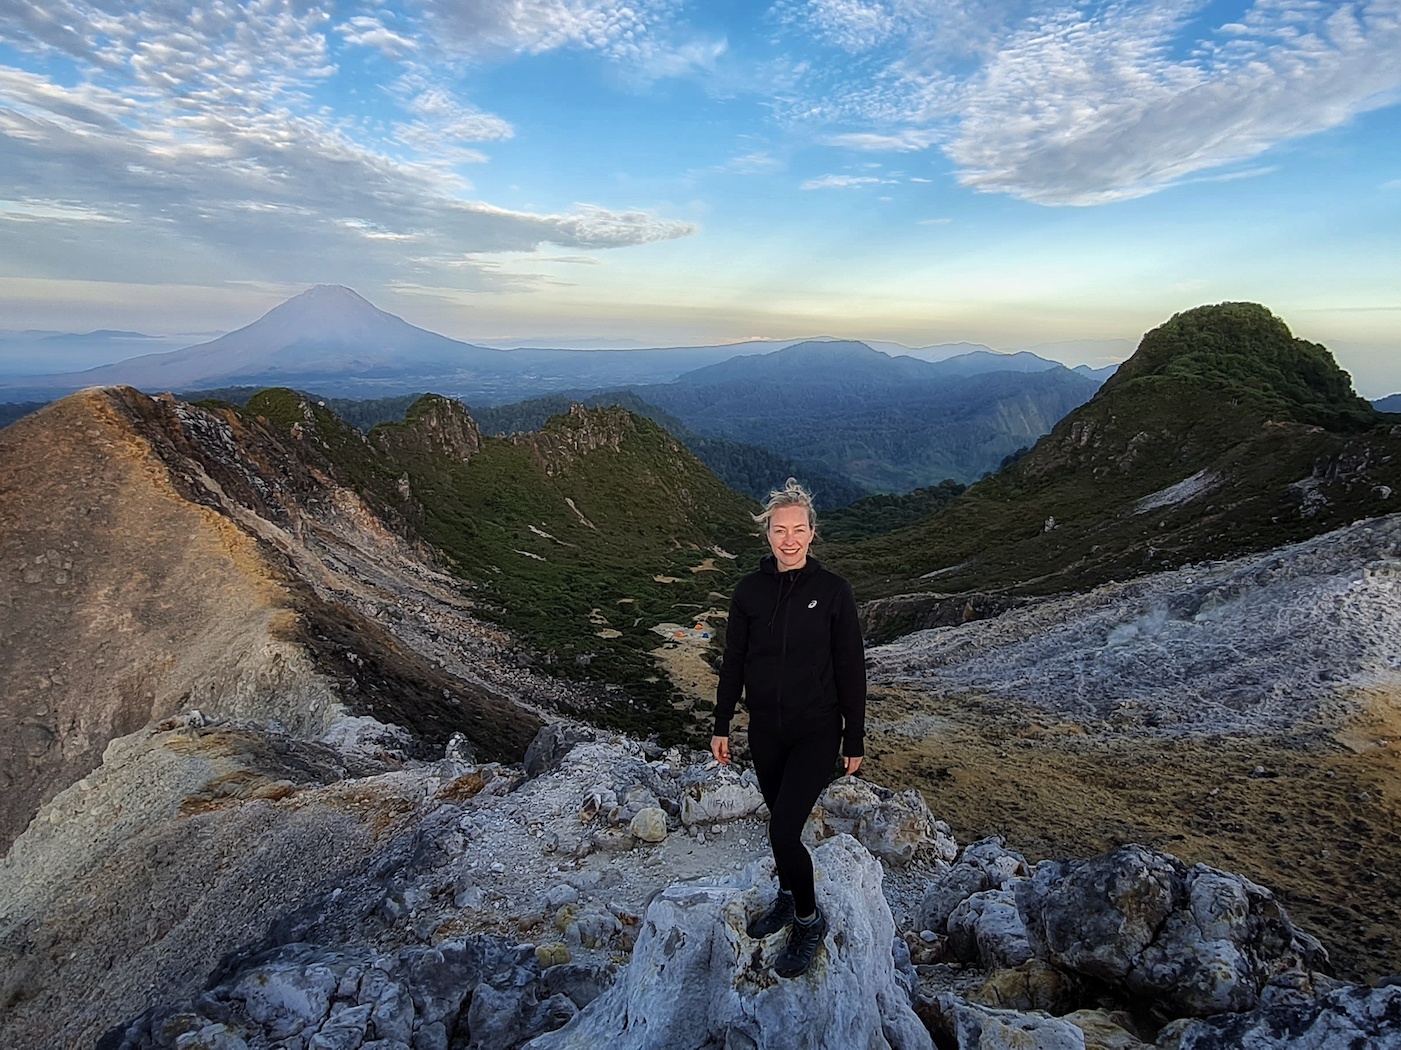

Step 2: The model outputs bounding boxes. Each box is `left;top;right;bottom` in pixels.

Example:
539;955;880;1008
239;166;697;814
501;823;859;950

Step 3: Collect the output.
1017;845;1327;1017
0;388;327;852
919;837;1030;935
372;394;483;464
5;709;1398;1050
104;937;604;1050
911;837;1401;1049
1158;980;1401;1048
857;592;1030;645
511;404;637;476
810;777;957;866
523;835;933;1050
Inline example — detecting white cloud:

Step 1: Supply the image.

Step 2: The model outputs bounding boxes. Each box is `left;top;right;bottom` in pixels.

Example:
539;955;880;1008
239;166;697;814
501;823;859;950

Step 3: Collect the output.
339;15;418;59
799;173;891;189
791;0;898;52
717;151;786;174
547;203;697;246
392;83;516;165
824;128;941;151
0;198;125;222
419;0;679;60
0;0;695;291
780;0;1401;206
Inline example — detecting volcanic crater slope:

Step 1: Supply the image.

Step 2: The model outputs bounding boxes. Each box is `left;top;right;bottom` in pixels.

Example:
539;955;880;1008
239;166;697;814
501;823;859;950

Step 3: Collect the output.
0;385;556;854
0;385;759;855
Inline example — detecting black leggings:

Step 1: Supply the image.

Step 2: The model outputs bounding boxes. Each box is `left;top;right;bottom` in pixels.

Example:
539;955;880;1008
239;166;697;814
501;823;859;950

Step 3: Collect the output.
749;726;841;918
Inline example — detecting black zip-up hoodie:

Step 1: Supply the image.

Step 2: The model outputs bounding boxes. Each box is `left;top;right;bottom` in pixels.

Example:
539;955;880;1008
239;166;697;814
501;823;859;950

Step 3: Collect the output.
713;554;866;757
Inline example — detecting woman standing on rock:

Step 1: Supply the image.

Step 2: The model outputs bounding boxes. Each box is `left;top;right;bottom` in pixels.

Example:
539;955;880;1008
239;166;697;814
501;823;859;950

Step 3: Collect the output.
710;477;866;978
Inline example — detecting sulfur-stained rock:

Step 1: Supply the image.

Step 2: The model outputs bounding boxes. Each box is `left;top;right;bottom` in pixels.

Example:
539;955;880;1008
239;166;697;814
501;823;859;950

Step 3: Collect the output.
1062;1009;1148;1049
628;807;668;843
932;995;1086;1050
811;778;956;866
971;959;1080;1014
535;943;571;968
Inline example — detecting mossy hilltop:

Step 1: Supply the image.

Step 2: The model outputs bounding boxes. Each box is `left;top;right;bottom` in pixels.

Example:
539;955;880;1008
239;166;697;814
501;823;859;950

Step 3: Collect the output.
832;303;1401;634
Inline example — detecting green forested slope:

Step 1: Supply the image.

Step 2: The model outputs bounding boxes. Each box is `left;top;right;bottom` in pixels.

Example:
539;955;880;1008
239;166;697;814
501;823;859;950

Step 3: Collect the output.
238;389;764;740
830;304;1401;617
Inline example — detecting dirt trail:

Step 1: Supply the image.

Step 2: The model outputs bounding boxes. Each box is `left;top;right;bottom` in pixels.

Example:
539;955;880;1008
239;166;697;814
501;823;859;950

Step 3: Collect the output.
860;684;1401;984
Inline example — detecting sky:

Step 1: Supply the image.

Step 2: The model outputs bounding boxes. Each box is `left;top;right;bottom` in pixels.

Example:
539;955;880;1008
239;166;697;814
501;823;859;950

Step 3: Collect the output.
0;1;1399;392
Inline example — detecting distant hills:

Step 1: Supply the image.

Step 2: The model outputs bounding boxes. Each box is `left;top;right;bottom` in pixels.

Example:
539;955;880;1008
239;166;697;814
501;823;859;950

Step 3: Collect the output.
633;340;1102;490
1;285;1023;403
455;390;871;509
1;285;1119;498
833;302;1401;627
0;328;216;376
0;285;1107;408
0;286;512;396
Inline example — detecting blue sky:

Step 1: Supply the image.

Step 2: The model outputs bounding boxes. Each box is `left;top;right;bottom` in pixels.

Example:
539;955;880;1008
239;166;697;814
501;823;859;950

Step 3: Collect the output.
1;1;1399;391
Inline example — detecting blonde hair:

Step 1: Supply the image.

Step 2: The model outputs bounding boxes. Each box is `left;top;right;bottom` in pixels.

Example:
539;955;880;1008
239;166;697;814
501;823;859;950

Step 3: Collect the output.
753;477;817;534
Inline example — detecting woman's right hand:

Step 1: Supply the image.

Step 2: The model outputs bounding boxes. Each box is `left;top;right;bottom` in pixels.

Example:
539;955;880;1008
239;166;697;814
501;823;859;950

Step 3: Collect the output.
710;736;730;765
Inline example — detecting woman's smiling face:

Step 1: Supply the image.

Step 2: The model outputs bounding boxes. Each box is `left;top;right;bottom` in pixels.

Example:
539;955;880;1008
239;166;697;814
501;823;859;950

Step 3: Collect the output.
766;503;813;572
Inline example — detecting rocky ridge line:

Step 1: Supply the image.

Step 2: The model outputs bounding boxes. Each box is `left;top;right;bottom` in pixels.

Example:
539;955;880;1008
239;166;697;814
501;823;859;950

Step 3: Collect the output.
3;708;1396;1049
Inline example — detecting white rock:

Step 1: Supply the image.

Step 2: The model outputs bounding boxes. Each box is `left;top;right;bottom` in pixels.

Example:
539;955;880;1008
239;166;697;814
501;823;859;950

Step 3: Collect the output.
546;884;580;909
521;834;932;1050
680;777;765;826
812;779;955;866
947;889;1033;969
229;961;337;1040
175;1024;251;1050
938;996;1087;1050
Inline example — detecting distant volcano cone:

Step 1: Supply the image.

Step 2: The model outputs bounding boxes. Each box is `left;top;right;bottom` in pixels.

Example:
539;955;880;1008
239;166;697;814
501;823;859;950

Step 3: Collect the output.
0;285;508;393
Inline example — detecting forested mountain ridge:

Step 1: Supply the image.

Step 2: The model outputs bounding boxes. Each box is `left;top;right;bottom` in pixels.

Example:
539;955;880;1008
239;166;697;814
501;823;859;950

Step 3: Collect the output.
634;341;1101;490
179;386;868;508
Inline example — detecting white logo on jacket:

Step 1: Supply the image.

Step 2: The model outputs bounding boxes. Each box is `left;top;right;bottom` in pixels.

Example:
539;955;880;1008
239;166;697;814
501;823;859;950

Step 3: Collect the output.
807;599;817;609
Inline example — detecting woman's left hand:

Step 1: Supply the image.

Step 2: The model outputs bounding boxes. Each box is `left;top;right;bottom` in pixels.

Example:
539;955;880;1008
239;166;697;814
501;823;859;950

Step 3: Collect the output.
843;755;862;776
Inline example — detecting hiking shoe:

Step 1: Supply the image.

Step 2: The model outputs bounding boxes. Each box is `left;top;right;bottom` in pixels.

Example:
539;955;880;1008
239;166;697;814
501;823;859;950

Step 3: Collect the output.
774;907;827;978
746;889;795;938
